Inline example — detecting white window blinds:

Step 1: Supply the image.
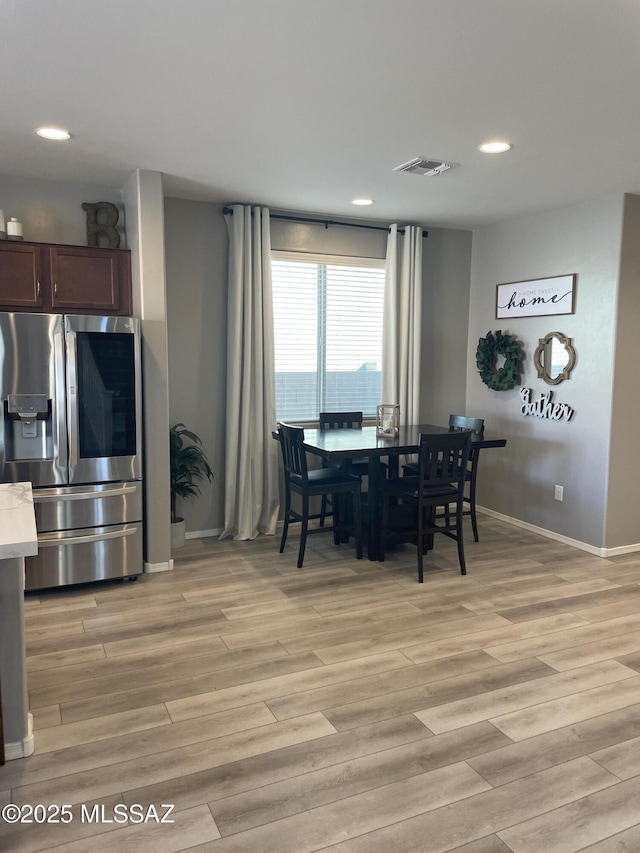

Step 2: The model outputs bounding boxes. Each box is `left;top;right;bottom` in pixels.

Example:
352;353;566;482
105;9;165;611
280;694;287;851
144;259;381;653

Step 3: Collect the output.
272;252;385;421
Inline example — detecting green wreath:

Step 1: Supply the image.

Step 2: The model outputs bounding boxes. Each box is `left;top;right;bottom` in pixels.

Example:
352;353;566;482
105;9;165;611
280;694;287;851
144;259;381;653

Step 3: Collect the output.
476;330;523;391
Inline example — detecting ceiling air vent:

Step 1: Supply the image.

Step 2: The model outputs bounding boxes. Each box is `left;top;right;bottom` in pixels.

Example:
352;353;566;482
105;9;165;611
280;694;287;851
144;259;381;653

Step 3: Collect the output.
393;157;458;176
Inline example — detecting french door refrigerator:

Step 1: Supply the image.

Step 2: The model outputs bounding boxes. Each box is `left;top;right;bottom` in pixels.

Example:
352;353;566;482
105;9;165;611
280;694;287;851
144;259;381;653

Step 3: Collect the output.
0;312;143;590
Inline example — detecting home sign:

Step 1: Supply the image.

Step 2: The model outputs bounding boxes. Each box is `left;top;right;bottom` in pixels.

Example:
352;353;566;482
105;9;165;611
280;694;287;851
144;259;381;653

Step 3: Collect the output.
496;274;576;319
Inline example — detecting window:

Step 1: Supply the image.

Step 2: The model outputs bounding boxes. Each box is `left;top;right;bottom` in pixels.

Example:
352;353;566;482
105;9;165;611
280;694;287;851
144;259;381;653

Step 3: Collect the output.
272;252;385;421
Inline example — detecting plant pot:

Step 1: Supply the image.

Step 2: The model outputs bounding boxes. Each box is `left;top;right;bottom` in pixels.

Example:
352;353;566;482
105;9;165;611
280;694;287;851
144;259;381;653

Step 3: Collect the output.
171;518;186;549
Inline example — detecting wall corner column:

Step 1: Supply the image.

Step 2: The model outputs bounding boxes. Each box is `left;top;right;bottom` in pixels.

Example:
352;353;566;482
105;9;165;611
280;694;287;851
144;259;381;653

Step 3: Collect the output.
122;170;172;571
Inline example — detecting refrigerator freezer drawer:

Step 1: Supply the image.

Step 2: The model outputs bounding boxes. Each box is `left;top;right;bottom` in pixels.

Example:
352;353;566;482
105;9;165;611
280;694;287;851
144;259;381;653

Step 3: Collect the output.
34;481;142;532
25;523;142;591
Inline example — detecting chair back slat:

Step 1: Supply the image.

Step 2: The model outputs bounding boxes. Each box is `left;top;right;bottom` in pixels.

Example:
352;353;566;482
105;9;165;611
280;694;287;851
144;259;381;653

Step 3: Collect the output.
417;431;472;492
277;423;308;480
449;414;484;436
319;411;363;430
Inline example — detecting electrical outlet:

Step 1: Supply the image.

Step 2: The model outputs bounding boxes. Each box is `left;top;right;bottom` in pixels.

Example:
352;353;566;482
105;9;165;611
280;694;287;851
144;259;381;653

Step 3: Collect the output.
554;485;564;502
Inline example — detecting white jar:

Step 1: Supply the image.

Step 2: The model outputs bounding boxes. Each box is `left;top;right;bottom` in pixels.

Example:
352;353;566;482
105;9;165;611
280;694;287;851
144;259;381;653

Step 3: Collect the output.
7;217;23;241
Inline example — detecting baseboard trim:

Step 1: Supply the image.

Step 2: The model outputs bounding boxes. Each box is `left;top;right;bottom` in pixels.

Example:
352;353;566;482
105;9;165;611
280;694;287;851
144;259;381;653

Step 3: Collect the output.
185;528;223;540
478;506;640;558
144;559;174;573
5;713;34;760
600;542;640;557
171;516;640;559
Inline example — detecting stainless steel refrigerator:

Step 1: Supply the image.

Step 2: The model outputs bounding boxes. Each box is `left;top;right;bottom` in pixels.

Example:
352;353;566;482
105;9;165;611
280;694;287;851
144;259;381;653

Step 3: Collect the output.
0;312;143;590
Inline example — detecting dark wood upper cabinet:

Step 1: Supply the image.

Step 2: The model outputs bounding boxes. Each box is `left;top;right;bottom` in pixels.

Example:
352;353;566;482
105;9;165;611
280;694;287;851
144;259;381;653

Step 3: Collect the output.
50;247;121;312
0;241;132;315
0;243;45;310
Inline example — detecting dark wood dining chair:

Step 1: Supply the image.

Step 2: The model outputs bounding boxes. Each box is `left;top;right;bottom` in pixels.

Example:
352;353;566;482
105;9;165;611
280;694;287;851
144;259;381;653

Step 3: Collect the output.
319;411;364;431
277;422;363;568
403;414;485;542
318;411;367;526
381;430;472;582
448;414;484;542
319;411;367;478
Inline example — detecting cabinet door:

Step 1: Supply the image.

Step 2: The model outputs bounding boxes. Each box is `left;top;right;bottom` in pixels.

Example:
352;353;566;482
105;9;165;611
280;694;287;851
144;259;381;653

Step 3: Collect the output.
0;243;45;310
50;247;121;313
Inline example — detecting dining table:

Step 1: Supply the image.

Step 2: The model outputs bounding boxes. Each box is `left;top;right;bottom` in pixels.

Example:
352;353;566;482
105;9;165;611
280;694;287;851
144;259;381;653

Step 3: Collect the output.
297;423;507;560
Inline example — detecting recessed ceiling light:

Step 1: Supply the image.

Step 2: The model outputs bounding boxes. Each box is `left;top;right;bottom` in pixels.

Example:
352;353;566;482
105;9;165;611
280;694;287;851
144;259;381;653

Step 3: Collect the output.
478;140;512;154
352;198;374;206
35;126;71;141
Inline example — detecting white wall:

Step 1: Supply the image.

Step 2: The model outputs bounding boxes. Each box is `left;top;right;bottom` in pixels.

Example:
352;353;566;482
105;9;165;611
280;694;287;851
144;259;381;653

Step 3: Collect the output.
606;193;640;548
123;171;172;571
0;174;125;246
467;195;625;549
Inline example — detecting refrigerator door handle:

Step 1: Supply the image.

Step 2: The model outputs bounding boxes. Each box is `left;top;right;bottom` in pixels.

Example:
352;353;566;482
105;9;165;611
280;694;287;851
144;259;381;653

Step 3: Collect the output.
53;330;68;470
38;526;138;547
65;325;79;467
34;484;139;502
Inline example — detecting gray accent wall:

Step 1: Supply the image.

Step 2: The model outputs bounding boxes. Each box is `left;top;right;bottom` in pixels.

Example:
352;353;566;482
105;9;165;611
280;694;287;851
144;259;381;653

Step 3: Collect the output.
270;214;388;257
165;198;227;535
164;205;473;534
420;227;472;425
467;194;626;550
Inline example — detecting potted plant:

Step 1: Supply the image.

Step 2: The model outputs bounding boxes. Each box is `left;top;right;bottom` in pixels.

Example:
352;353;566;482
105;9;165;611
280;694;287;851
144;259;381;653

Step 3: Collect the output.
170;423;213;548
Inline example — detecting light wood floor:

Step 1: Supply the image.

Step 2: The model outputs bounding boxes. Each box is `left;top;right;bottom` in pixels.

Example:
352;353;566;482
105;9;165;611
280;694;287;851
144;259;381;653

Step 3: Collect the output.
4;516;640;852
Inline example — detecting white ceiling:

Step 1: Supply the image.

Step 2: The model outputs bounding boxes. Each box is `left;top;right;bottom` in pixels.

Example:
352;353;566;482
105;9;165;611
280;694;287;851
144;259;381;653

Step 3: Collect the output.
4;0;640;229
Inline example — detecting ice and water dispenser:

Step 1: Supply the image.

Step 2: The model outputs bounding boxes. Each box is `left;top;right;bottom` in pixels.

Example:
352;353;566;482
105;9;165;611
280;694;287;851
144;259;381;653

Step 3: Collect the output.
4;393;53;461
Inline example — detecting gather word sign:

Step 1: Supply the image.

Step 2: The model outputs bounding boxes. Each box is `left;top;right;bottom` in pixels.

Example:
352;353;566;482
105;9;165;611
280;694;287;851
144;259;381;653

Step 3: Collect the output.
520;387;574;421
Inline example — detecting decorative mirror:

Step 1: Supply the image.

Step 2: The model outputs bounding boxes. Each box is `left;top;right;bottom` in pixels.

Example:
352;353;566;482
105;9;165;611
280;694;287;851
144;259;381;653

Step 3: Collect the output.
533;332;576;385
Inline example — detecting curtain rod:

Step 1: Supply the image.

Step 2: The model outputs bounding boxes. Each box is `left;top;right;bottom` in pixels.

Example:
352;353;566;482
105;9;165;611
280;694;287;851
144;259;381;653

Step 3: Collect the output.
222;207;428;238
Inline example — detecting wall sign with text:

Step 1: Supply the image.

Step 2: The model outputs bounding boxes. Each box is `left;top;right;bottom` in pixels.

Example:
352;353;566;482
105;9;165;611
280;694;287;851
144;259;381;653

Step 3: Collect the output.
520;387;574;421
496;274;576;319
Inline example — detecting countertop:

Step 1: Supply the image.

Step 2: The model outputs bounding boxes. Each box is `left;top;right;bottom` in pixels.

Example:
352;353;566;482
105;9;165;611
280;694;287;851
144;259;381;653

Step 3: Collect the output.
0;482;38;560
